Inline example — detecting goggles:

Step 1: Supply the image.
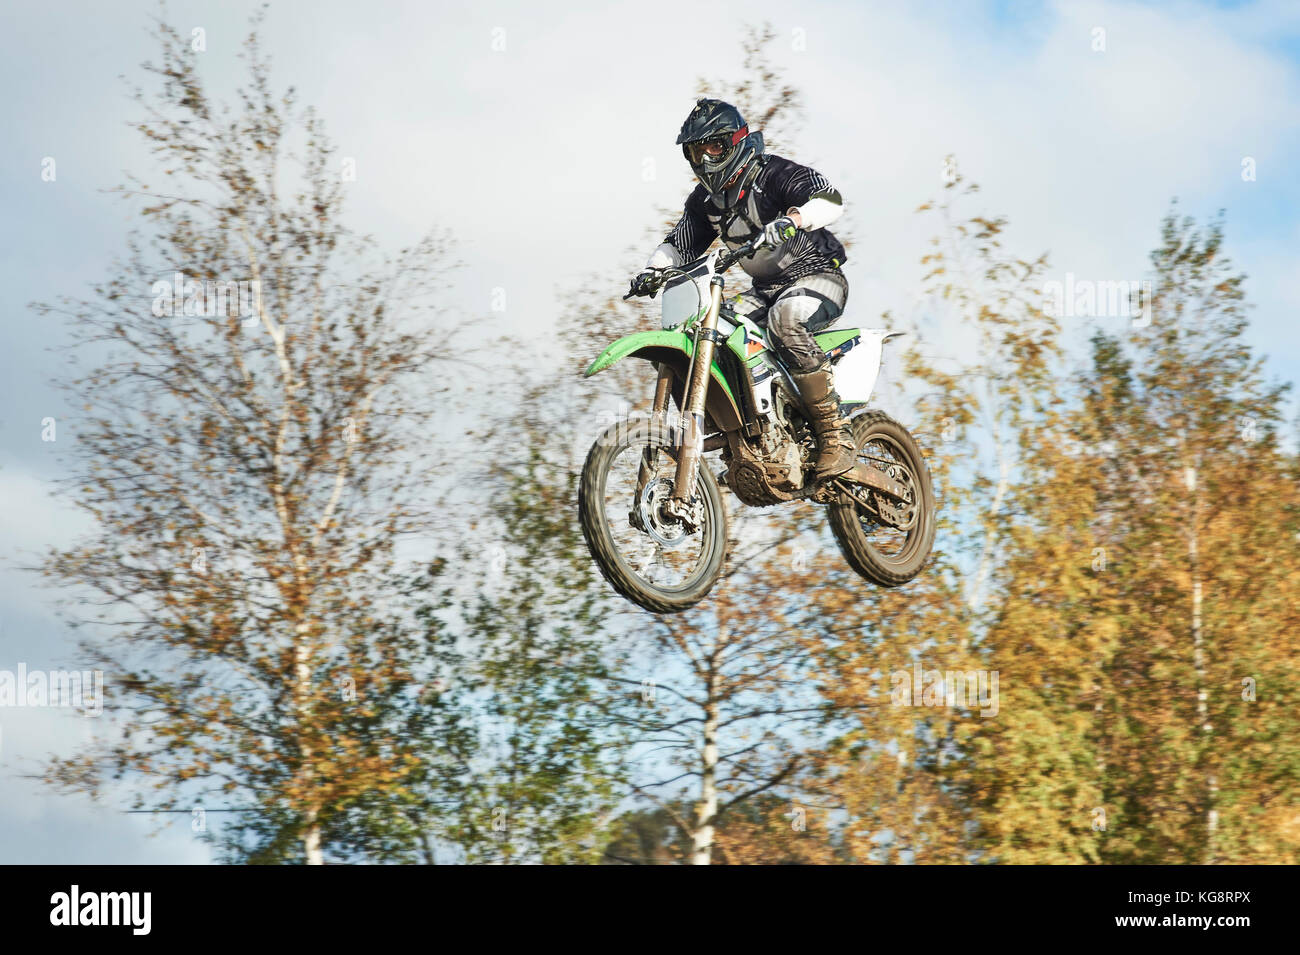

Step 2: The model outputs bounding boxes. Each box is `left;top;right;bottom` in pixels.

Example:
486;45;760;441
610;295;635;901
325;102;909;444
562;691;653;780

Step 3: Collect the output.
682;126;747;165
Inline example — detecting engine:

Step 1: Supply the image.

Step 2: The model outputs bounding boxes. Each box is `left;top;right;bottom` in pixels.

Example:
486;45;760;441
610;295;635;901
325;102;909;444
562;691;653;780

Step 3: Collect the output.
721;387;813;507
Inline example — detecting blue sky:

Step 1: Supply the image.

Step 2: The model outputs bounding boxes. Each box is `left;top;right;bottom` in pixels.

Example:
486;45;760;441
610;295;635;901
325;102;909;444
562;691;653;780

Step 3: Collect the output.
1;0;1298;862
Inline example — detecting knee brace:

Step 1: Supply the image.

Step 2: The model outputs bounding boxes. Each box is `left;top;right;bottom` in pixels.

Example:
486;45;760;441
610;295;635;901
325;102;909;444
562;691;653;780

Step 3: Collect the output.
766;296;828;373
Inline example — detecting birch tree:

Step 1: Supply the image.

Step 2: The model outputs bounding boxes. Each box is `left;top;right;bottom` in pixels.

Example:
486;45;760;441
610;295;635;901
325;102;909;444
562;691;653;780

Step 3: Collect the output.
36;15;462;863
962;209;1300;863
1087;210;1300;862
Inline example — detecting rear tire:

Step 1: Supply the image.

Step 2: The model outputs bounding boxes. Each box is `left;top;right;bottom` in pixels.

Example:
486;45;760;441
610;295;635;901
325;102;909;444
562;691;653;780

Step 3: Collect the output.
578;417;728;614
828;411;935;586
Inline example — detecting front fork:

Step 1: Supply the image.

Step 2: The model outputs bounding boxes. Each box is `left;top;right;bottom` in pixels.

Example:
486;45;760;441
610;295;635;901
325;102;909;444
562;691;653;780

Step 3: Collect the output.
666;275;725;520
635;364;675;497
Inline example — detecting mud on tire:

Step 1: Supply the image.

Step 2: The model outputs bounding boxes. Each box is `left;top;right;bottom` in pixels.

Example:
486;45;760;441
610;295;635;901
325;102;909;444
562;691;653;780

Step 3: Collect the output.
827;411;935;587
578;417;728;614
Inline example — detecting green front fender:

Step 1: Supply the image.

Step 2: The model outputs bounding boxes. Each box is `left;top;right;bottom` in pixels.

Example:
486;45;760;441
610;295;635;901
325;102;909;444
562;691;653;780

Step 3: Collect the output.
584;329;744;433
584;329;738;407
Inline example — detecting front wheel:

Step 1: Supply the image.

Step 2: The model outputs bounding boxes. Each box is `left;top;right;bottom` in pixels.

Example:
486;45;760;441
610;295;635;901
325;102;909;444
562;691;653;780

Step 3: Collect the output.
828;411;936;586
578;417;728;614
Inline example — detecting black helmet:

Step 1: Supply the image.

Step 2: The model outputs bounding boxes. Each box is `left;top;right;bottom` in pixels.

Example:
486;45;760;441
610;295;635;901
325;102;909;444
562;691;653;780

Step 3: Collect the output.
677;98;765;210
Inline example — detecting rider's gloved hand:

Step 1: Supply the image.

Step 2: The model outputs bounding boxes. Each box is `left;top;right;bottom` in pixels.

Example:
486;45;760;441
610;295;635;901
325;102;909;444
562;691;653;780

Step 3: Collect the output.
763;215;799;248
630;269;658;297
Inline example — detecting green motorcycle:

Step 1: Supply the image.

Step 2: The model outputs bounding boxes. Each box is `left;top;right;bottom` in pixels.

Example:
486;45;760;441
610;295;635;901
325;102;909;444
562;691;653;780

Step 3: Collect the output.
578;233;935;614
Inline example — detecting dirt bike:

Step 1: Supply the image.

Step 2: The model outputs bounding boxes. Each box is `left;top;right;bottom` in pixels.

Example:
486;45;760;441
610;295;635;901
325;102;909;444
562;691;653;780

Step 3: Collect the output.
578;232;935;614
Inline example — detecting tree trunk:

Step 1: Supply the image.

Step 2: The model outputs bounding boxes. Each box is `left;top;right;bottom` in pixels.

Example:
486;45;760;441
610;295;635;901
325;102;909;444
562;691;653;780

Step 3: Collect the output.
692;698;719;865
1187;466;1217;862
295;625;325;865
303;808;324;866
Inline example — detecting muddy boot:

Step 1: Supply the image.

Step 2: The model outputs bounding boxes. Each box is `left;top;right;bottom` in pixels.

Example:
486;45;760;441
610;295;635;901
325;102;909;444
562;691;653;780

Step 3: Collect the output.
792;362;856;479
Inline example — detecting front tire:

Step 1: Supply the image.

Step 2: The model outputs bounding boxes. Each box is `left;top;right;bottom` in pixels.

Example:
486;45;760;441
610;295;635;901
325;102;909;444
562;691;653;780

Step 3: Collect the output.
828;411;935;586
578;417;728;614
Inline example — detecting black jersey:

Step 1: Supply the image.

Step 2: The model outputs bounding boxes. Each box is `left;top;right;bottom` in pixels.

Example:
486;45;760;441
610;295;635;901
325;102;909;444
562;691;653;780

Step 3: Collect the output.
663;154;846;291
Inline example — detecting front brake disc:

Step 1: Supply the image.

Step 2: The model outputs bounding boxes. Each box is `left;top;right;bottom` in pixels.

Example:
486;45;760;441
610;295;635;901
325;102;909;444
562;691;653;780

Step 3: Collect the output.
638;478;691;548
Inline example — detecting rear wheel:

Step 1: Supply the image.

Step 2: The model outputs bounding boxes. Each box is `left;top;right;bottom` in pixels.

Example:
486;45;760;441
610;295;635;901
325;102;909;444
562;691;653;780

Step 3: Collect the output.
578;417;728;613
828;411;935;586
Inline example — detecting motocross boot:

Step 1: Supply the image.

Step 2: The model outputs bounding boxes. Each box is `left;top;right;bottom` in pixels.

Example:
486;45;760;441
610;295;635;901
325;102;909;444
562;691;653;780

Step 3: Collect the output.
791;361;856;479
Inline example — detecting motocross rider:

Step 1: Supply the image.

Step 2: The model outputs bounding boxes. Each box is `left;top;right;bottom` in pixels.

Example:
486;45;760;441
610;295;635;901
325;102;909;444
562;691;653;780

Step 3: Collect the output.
632;98;854;478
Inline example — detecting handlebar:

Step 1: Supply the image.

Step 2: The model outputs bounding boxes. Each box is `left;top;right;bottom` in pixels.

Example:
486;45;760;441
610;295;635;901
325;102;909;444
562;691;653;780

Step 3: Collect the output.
624;232;767;300
715;232;767;272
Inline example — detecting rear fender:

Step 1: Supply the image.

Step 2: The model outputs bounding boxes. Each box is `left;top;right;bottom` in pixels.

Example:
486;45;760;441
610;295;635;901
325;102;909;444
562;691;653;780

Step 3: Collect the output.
817;328;905;405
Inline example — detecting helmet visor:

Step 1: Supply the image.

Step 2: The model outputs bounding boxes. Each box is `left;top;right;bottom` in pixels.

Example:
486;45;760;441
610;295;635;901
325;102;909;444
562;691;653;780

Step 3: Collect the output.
682;134;736;166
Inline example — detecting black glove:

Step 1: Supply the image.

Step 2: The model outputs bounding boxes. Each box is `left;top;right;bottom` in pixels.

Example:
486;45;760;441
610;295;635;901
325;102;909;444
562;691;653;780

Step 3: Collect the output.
763;215;798;247
629;269;658;297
